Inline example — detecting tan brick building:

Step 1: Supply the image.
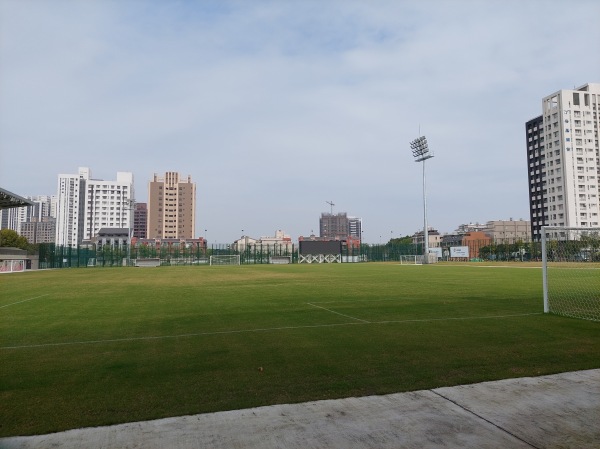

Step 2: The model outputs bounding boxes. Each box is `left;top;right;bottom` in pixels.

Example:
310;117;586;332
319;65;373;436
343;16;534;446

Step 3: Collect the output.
147;172;196;239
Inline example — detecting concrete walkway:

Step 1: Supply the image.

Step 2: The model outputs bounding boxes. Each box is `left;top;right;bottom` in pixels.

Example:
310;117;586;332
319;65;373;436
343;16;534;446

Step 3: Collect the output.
2;369;599;449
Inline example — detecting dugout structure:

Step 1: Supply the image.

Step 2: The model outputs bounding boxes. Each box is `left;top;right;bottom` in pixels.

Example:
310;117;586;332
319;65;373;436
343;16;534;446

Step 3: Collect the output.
298;240;341;263
0;188;34;272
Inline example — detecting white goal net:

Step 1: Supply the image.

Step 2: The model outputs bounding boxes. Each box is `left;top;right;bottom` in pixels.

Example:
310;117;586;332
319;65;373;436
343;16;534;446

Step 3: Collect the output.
399;255;422;265
541;226;600;321
269;255;292;264
210;255;241;266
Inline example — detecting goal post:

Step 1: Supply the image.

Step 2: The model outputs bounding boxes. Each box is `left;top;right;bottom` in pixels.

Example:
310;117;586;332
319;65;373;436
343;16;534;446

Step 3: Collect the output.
399;255;422;265
209;255;241;266
541;226;600;321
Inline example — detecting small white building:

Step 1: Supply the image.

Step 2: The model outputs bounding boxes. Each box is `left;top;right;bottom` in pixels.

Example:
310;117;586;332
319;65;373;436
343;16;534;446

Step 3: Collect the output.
411;228;442;248
233;230;293;253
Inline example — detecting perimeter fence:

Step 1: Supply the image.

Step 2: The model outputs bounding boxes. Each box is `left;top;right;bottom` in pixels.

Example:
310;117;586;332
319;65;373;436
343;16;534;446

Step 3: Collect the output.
36;240;550;269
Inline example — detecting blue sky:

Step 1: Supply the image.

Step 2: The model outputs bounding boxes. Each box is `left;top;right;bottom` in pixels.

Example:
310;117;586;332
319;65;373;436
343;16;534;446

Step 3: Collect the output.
1;0;599;244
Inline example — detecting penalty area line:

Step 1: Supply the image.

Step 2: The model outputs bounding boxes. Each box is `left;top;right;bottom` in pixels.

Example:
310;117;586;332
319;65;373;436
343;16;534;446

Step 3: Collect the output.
0;294;50;309
0;322;366;350
306;302;370;323
0;313;543;351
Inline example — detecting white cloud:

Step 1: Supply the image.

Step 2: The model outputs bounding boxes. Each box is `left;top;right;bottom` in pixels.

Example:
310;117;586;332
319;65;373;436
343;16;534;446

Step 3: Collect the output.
1;0;599;242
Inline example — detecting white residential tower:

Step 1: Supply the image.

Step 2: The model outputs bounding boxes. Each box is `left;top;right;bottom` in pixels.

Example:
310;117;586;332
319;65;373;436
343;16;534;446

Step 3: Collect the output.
527;83;600;240
55;167;135;246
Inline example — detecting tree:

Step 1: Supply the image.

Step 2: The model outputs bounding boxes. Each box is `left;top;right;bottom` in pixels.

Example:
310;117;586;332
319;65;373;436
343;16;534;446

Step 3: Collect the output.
388;236;413;246
0;229;30;250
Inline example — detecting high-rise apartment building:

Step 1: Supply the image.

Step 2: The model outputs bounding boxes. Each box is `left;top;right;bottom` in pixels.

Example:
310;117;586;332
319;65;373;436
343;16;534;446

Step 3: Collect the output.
0;195;56;234
147;172;196;239
348;216;362;240
0;205;19;232
15;195;58;243
133;202;148;239
23;195;57;223
320;212;349;239
56;168;88;246
319;213;362;240
526;115;546;240
526;83;600;241
55;167;134;246
19;217;56;244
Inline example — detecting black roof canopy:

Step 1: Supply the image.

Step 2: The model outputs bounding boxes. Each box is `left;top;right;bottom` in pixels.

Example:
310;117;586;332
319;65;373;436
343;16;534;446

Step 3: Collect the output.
0;187;35;210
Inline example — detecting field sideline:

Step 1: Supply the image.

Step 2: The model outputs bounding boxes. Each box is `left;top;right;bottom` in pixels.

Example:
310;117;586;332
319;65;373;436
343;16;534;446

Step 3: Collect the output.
2;262;599;437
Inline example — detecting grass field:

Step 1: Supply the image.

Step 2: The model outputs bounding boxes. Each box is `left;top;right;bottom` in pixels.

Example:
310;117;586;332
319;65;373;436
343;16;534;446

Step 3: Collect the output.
2;262;600;437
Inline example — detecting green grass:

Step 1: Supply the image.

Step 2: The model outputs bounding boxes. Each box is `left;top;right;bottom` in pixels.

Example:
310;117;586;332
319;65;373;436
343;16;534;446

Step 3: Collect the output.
1;263;599;437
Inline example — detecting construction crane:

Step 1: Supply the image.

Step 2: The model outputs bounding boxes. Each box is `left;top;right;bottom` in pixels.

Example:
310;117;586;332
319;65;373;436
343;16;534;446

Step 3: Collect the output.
326;200;335;215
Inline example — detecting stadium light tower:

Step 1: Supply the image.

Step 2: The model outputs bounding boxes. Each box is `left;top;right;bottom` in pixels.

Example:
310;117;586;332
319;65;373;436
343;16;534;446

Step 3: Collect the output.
410;135;434;264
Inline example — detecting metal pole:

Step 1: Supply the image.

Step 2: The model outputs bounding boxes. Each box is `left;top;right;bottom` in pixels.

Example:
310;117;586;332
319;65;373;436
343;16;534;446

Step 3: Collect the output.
541;227;549;313
410;135;433;264
423;159;429;264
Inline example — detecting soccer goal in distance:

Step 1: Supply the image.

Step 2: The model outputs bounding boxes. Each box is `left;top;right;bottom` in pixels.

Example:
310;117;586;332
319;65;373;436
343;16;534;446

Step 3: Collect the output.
399;255;422;265
209;255;241;266
541;226;600;322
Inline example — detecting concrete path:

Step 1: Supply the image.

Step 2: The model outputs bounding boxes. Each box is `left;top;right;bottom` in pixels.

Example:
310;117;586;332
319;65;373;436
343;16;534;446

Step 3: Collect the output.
2;369;599;449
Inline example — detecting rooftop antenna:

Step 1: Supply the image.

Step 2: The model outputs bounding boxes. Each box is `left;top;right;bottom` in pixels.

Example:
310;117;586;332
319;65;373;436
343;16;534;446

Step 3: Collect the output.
326;200;335;215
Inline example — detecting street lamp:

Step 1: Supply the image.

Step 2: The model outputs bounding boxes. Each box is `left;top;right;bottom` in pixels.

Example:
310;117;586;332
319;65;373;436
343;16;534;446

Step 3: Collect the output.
410;135;434;264
122;198;135;264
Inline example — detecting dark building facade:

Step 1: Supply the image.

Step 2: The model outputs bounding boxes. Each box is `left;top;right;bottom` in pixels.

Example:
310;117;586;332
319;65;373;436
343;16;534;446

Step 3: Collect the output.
526;115;546;241
320;212;362;240
133;202;147;239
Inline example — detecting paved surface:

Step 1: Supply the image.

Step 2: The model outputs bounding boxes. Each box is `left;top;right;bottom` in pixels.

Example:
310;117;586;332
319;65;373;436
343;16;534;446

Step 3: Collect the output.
2;369;599;449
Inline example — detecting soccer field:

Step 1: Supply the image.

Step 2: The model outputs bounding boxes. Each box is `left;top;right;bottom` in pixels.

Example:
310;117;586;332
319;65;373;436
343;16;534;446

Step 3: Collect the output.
2;263;599;437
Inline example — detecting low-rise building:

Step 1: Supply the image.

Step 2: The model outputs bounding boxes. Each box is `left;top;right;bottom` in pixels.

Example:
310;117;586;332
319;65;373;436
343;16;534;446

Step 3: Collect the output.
411;228;442;247
234;230;293;253
484;219;530;243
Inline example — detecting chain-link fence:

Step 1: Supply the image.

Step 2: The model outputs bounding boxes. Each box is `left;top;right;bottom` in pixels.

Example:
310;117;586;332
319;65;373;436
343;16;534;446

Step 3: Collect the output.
36;239;553;269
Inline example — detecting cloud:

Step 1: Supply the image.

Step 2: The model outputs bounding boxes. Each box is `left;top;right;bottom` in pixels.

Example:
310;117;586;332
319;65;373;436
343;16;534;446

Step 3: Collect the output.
1;0;599;242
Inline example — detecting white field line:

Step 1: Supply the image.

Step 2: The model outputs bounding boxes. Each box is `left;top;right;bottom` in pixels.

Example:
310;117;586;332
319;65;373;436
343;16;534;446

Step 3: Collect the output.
0;322;365;350
0;294;50;309
306;302;370;323
310;298;431;305
0;312;542;351
432;265;542;269
376;312;543;324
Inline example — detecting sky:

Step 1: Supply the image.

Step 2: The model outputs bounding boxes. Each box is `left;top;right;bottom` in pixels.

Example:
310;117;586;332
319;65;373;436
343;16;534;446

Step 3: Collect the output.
1;0;599;244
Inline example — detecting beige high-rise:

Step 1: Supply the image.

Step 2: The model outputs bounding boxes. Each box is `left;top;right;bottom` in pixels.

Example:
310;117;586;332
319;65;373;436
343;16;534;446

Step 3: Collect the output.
147;172;196;239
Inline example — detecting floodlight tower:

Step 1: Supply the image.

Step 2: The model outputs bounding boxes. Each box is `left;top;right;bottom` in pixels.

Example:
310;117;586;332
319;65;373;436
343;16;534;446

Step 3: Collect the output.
410;136;434;263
